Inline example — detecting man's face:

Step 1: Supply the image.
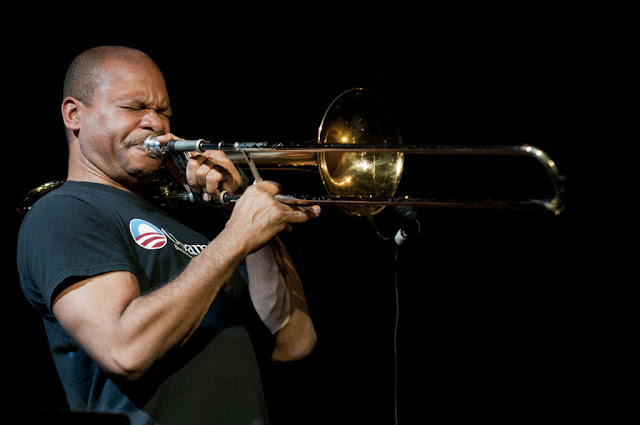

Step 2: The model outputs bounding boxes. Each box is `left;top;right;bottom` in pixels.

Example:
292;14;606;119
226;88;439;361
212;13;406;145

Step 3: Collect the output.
77;59;172;189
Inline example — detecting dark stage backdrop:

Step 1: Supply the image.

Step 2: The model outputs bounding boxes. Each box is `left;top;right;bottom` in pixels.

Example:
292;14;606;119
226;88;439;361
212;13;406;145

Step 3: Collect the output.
4;2;634;423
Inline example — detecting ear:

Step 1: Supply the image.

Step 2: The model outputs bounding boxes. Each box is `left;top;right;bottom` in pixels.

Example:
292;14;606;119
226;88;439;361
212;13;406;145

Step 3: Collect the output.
61;96;82;132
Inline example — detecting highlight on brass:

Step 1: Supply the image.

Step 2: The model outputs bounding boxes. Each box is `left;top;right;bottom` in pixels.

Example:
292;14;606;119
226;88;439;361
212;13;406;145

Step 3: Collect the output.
17;88;565;216
317;88;404;216
16;180;65;215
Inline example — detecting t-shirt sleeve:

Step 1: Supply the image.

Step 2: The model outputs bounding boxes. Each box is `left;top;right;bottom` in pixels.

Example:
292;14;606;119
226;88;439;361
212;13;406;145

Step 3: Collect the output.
17;194;137;315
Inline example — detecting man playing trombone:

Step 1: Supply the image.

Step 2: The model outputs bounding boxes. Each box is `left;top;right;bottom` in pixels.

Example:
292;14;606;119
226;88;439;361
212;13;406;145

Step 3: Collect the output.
17;45;320;424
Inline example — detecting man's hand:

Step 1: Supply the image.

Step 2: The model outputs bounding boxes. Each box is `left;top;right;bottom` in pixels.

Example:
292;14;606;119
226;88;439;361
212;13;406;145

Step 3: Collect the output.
185;150;242;202
225;181;321;254
153;133;242;202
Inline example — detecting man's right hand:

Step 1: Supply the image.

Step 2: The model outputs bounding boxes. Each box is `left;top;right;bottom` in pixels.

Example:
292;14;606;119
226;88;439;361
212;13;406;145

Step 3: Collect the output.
224;181;321;254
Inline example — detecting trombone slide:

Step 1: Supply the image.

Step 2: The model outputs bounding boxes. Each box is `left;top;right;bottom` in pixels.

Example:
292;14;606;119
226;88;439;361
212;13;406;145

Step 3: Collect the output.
143;135;564;215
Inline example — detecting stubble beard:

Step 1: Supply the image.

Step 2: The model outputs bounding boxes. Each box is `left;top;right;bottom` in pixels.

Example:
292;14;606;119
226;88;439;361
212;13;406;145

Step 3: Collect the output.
118;135;164;189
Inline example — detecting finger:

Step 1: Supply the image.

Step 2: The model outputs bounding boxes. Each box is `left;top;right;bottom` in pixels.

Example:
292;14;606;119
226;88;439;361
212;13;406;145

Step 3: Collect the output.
202;166;224;196
201;151;242;193
219;171;241;193
185;155;210;191
190;151;242;193
282;205;321;224
153;133;182;144
195;162;229;201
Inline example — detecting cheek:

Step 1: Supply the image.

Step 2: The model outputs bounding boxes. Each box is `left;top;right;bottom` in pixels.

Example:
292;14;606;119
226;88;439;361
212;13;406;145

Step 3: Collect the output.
80;111;120;152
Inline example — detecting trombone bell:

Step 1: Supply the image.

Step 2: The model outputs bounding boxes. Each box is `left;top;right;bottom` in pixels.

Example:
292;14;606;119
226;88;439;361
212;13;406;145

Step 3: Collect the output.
317;88;404;217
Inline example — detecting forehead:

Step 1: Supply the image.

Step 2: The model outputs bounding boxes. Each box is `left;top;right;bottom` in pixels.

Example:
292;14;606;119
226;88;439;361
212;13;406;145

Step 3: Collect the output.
96;59;169;101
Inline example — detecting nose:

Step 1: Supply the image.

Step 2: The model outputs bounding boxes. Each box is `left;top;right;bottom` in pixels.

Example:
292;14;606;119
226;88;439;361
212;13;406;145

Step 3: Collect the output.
139;110;168;134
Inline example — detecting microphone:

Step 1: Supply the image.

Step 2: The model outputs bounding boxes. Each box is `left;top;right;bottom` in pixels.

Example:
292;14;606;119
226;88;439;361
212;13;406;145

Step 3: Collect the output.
393;206;420;245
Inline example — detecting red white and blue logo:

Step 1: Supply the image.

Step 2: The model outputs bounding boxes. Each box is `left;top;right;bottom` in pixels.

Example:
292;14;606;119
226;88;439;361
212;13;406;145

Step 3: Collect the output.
129;219;167;250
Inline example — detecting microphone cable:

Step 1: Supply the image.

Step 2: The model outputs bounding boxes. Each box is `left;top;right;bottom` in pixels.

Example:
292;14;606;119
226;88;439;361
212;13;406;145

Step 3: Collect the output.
368;206;421;425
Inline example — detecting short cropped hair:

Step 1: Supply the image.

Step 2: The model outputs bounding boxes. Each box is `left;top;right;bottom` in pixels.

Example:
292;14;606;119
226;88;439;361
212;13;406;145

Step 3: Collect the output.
62;46;153;106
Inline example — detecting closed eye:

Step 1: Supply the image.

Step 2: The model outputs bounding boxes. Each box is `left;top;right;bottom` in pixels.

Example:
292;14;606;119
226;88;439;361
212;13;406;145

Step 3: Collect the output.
118;102;171;118
158;108;172;117
118;104;142;111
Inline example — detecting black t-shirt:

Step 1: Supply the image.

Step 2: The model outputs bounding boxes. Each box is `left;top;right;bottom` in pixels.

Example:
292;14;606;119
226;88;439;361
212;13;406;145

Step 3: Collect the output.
17;181;269;425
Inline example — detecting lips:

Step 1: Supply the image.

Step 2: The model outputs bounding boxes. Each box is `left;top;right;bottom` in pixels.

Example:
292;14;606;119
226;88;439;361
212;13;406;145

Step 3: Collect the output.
124;137;153;156
124;139;155;159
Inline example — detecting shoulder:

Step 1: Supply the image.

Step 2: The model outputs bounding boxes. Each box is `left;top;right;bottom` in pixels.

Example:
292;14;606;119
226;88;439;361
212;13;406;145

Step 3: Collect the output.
19;182;116;238
16;181;139;273
17;183;140;314
26;180;111;212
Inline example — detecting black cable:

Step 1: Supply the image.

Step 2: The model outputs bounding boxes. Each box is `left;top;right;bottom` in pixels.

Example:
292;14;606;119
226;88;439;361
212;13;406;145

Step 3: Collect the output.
368;206;421;425
394;247;400;425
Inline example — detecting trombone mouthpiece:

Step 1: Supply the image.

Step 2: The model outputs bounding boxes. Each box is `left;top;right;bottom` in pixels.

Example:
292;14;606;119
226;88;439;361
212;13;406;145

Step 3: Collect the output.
144;135;165;158
143;136;206;157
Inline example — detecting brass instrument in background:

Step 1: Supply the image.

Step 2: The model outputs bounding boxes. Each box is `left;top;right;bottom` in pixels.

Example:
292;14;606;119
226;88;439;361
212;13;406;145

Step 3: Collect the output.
16;88;565;217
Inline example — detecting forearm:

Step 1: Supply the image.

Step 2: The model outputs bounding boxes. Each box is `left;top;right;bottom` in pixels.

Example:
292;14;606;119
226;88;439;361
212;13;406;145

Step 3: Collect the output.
107;228;248;379
245;239;317;361
245;241;291;334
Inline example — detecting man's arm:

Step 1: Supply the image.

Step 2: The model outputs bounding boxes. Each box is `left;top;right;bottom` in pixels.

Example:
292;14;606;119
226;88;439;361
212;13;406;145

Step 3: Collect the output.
52;182;319;381
52;225;246;381
245;238;317;361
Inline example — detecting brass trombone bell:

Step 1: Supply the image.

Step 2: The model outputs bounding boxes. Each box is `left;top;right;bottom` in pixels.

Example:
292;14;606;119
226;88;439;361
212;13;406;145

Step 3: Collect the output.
317;88;403;216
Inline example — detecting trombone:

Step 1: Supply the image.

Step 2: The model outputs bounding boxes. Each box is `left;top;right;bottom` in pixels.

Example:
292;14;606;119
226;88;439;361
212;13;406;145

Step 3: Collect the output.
144;88;564;216
17;88;564;216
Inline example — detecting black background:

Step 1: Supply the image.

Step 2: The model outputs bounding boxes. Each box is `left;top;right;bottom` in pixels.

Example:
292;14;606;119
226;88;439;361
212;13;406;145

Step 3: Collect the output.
4;1;635;423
